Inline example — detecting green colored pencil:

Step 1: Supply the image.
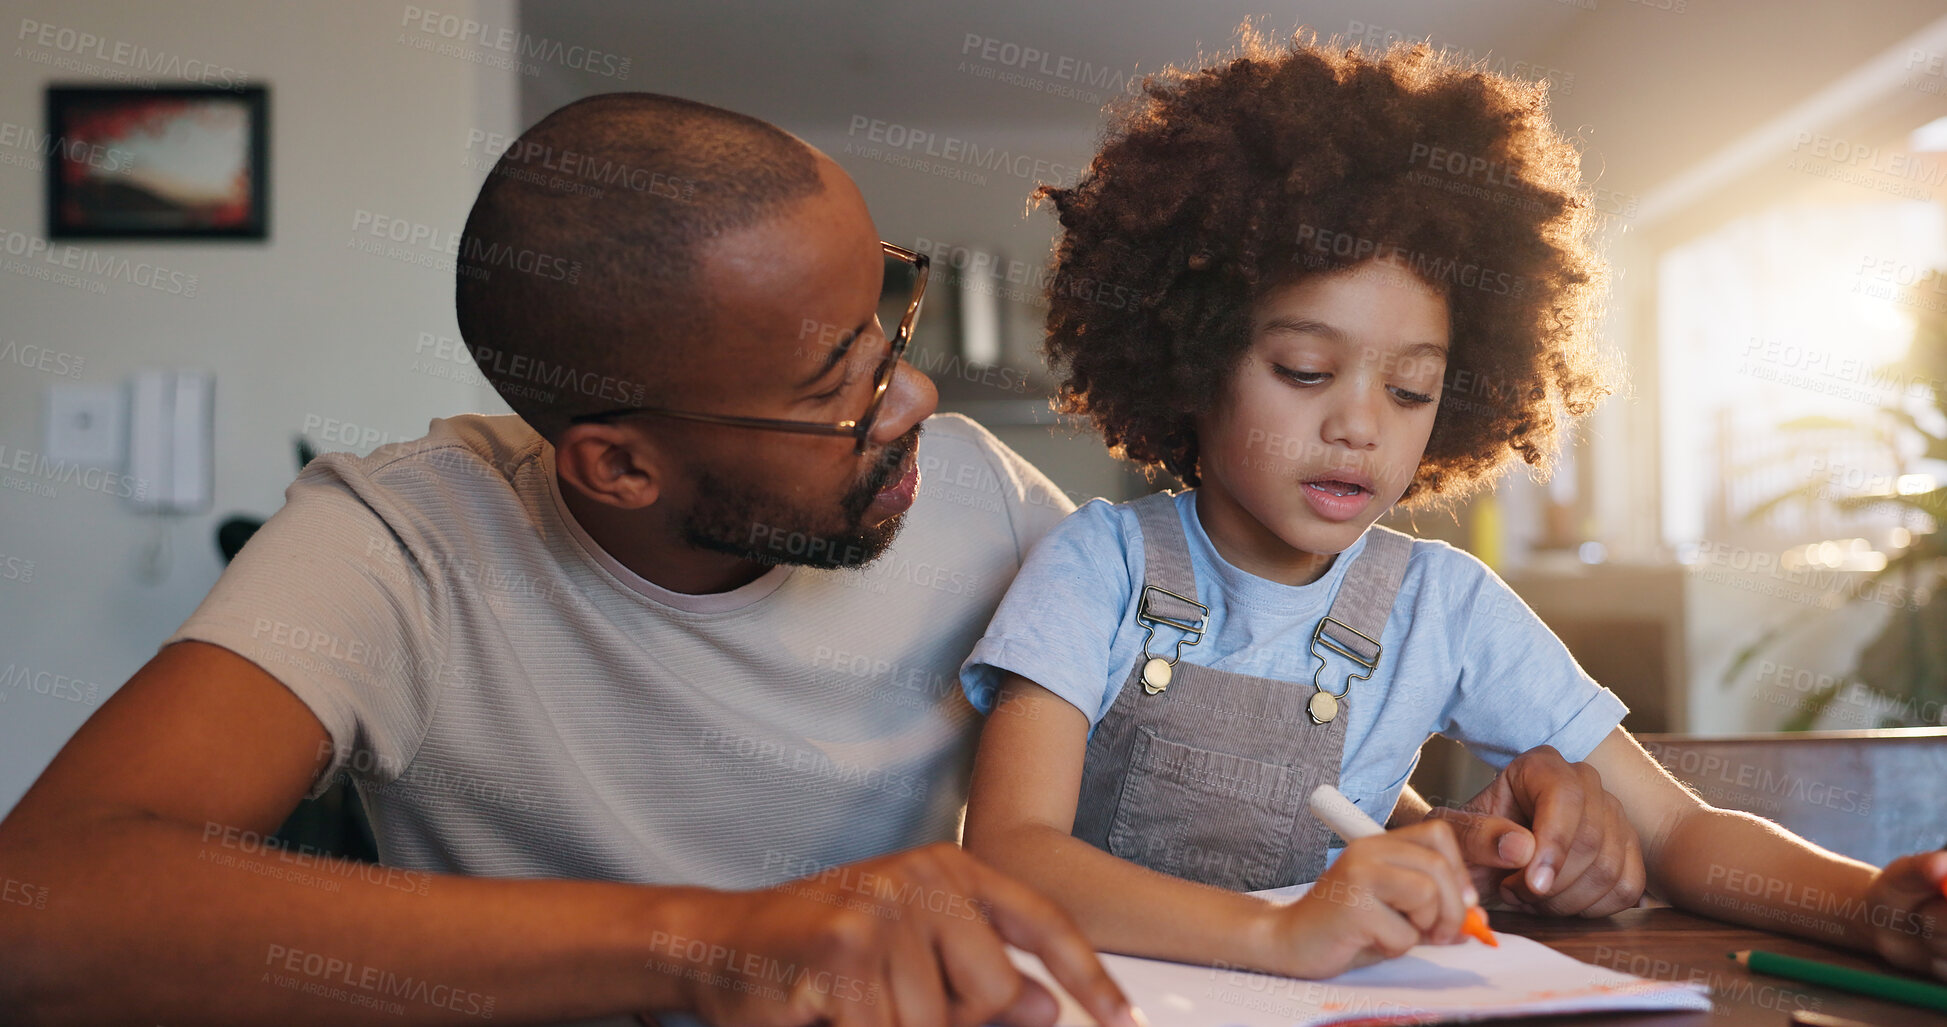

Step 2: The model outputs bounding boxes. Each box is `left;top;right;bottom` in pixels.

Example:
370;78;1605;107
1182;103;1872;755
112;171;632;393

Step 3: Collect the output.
1729;950;1947;1013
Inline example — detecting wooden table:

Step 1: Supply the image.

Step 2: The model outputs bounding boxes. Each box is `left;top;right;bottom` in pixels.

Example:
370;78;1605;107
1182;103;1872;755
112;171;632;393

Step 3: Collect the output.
1473;905;1947;1026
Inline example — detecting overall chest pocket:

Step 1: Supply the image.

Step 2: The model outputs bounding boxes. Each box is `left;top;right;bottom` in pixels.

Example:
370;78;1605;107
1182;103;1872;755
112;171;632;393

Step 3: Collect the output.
1104;726;1309;891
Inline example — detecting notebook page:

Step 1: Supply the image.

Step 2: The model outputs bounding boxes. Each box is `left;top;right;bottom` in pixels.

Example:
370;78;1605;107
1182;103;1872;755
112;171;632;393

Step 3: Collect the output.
1005;883;1711;1026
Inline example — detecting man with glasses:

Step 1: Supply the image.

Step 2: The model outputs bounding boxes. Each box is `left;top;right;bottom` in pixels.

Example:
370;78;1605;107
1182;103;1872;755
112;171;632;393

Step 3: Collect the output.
0;93;1639;1027
562;240;934;577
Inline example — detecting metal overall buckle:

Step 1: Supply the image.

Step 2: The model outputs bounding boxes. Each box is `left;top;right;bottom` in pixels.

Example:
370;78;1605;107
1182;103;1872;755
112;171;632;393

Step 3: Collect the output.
1307;616;1379;724
1136;584;1207;695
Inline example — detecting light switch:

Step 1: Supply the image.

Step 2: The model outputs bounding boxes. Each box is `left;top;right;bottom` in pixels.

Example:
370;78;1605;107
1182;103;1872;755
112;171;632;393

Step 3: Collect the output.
44;382;126;465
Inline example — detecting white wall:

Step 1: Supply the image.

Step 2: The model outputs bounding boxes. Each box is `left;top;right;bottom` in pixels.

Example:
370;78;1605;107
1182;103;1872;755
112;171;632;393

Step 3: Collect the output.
0;1;519;816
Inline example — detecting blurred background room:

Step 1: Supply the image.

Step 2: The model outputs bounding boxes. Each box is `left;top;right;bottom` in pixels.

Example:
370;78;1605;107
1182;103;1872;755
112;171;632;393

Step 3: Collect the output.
2;1;1944;852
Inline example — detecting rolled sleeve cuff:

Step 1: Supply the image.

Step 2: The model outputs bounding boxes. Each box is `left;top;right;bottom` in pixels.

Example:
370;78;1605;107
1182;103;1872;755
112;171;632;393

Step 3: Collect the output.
960;636;1108;725
1538;687;1631;766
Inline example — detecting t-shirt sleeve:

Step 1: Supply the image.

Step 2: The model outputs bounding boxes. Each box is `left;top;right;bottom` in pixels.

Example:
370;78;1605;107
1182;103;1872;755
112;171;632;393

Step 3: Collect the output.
1435;555;1629;769
164;459;444;800
959;498;1131;722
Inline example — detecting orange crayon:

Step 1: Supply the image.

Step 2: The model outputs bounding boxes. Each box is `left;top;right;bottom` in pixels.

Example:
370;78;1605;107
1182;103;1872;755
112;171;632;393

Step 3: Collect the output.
1462;906;1499;947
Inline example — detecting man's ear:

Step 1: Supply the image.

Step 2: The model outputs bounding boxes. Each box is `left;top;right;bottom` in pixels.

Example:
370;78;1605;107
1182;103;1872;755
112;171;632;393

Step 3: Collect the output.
553;422;667;510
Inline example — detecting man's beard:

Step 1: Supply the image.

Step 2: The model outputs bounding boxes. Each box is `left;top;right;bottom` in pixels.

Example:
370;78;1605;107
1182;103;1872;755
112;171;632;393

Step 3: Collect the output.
679;425;921;570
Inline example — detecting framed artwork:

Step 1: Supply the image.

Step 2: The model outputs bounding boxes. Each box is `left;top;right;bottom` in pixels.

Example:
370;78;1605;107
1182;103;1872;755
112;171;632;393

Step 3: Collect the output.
45;85;268;240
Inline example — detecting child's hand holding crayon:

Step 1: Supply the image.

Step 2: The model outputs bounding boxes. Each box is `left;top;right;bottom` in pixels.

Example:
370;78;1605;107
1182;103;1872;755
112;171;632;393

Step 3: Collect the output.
1255;819;1481;979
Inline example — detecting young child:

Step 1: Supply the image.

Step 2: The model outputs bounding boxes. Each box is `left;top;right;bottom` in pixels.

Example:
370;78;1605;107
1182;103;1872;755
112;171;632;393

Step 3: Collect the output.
958;33;1947;981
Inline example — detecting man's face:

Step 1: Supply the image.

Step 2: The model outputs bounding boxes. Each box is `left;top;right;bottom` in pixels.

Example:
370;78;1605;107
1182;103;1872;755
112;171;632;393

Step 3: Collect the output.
662;157;938;570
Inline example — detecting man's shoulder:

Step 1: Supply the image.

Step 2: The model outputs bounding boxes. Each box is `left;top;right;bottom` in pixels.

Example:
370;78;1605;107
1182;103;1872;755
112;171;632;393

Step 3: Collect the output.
277;413;549;551
357;413;544;482
915;411;1007;464
296;414;543;501
918;413;1074;510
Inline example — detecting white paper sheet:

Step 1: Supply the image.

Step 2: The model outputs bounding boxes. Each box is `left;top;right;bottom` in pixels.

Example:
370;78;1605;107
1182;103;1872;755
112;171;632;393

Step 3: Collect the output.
1008;884;1711;1026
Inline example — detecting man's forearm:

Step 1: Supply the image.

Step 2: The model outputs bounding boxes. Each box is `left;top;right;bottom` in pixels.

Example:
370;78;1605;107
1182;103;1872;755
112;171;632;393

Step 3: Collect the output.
0;811;700;1025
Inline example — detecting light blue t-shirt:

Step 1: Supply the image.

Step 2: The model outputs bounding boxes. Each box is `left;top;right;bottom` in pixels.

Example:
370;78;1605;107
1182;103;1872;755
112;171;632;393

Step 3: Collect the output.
959;490;1629;828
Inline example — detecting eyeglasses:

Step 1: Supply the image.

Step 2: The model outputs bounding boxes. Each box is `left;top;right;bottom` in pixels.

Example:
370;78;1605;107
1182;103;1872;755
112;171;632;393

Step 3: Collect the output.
569;241;930;455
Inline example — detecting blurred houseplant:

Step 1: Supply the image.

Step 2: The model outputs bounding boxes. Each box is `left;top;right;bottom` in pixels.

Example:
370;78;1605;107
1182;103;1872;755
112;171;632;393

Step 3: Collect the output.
1723;296;1947;729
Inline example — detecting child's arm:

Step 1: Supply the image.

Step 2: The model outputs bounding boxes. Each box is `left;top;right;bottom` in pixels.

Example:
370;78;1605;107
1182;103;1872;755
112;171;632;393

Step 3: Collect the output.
964;673;1479;978
1583;727;1947;978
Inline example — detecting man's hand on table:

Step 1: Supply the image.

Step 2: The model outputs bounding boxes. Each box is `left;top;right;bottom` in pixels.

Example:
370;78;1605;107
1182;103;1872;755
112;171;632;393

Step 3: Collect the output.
1423;745;1646;917
647;843;1143;1027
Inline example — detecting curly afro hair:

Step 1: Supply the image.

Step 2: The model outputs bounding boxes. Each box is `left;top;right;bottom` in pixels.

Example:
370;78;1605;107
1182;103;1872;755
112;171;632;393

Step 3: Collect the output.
1037;28;1614;508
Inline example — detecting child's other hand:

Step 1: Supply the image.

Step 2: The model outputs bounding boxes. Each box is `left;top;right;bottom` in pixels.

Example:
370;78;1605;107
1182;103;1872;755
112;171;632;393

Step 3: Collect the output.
1260;820;1475;978
1862;849;1946;981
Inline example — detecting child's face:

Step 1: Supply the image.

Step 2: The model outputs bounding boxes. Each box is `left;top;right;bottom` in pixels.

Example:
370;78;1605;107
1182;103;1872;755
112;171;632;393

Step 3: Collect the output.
1193;259;1448;584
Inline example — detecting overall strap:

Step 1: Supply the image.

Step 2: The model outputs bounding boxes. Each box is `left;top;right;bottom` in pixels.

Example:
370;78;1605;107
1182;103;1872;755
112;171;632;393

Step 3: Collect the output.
1129;491;1202;625
1317;525;1414;668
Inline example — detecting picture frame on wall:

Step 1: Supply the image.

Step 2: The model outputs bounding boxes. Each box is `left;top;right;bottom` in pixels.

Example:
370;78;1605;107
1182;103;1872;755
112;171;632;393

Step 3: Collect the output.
45;84;268;240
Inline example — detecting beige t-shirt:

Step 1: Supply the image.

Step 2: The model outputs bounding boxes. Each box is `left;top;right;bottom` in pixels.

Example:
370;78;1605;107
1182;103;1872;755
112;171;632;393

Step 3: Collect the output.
168;412;1074;888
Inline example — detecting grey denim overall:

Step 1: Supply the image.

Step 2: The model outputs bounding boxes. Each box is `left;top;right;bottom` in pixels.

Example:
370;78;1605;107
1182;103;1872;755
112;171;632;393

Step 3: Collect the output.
1071;491;1413;890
